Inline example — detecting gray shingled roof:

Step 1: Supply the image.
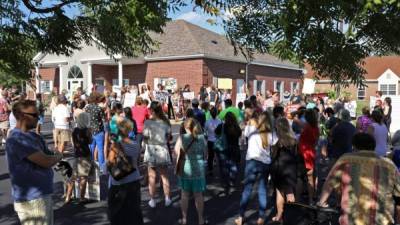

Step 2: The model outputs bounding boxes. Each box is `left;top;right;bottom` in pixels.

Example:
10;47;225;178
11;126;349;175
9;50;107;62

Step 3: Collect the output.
147;20;300;70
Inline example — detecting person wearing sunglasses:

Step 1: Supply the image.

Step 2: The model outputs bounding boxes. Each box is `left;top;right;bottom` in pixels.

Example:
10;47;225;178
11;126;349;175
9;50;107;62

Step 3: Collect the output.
6;100;62;225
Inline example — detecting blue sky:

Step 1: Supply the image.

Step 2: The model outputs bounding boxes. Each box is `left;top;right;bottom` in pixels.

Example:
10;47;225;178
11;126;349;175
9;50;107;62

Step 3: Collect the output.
169;3;225;34
20;1;225;34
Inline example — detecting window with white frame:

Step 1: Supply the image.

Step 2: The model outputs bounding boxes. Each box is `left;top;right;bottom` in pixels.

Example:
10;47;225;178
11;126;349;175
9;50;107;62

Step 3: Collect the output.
290;82;299;94
112;79;119;86
380;84;397;95
95;79;104;86
123;79;129;86
274;81;283;92
40;80;52;93
357;86;366;100
253;80;265;96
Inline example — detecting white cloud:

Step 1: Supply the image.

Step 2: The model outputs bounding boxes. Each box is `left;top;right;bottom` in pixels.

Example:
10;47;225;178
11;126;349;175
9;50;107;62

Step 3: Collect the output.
177;11;206;24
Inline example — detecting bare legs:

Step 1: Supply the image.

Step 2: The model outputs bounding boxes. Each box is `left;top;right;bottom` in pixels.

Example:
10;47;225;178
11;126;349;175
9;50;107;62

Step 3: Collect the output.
79;177;88;201
65;181;74;203
180;191;205;225
272;190;295;221
148;166;171;206
307;169;315;204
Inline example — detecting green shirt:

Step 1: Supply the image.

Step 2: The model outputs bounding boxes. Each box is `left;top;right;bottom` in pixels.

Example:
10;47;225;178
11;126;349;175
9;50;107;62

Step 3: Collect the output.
205;110;212;121
218;106;241;122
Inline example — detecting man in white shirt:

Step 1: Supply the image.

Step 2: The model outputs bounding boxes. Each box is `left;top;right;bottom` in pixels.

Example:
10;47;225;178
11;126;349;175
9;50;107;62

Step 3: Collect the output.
51;95;71;153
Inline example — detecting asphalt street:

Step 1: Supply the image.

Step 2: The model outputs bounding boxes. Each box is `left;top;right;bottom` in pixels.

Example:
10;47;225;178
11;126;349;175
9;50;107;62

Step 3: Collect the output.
0;117;275;225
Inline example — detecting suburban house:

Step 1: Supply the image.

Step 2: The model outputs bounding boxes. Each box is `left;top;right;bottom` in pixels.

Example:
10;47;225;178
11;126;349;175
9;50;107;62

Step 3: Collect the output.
31;20;303;102
305;56;400;101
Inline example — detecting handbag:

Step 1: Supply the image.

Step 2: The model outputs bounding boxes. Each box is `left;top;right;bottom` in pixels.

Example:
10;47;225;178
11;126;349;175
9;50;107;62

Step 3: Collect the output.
175;136;195;176
213;125;227;152
107;142;136;181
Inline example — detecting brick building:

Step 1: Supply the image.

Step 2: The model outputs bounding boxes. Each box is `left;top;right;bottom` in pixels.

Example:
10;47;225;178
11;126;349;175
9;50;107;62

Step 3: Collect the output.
305;56;400;101
31;20;303;101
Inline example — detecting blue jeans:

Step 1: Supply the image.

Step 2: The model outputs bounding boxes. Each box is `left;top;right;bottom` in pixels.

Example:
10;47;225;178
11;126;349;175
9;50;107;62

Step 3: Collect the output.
217;152;238;188
239;159;270;219
90;131;105;169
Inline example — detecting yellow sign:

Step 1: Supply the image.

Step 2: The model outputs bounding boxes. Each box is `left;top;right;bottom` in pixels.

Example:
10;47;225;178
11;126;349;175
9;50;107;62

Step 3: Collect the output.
217;78;232;89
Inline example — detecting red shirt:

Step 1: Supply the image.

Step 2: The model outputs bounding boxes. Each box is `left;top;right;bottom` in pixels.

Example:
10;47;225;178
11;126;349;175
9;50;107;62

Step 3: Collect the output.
298;124;319;170
131;105;150;133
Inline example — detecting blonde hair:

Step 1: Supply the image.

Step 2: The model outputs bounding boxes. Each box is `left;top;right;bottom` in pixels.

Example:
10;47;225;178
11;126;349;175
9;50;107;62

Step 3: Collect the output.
257;111;272;149
184;118;202;138
275;118;296;147
117;119;133;138
135;96;143;106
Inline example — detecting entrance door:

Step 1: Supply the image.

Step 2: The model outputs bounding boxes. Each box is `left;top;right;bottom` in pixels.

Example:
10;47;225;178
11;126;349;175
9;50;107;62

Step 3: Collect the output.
67;65;84;93
67;79;84;92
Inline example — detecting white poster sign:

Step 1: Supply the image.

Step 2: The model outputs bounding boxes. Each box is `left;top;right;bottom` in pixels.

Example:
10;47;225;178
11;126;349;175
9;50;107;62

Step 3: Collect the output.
183;92;195;100
302;78;316;94
344;101;357;118
123;92;137;108
236;93;247;106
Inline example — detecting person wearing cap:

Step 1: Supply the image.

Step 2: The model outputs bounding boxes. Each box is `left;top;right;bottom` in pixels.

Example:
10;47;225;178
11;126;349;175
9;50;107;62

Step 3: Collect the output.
192;98;206;128
51;95;72;154
328;109;356;160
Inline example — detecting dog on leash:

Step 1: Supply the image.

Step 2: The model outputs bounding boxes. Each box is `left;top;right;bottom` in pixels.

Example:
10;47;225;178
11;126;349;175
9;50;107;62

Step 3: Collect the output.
54;160;74;203
54;160;73;179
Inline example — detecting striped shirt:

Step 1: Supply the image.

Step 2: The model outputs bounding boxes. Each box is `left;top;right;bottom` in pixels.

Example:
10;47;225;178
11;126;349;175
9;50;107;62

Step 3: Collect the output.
326;151;400;225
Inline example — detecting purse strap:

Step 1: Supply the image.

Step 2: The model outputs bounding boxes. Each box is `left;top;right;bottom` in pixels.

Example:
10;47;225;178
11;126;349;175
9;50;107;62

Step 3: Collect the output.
181;135;196;154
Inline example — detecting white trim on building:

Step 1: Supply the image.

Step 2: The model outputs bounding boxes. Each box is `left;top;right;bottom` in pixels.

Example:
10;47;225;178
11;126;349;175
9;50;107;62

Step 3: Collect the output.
377;69;399;95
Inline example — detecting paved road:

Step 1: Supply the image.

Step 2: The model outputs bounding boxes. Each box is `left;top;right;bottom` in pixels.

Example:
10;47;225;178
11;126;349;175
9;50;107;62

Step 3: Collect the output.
0;118;275;225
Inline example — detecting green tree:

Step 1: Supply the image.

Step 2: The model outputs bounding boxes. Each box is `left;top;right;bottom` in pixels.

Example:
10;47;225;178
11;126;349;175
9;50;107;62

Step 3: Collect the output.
222;0;400;88
0;0;187;80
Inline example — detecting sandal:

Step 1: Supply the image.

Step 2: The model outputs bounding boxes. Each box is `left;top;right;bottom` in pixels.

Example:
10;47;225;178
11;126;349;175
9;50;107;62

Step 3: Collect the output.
199;219;209;225
178;218;187;225
234;217;243;225
272;216;282;222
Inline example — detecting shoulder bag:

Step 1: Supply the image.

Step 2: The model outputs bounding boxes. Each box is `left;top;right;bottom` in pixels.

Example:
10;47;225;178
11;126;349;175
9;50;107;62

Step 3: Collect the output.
175;136;195;176
107;142;136;181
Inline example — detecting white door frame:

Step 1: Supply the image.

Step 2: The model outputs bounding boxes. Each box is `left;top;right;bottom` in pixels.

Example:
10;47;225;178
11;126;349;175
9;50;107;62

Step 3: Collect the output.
67;78;84;92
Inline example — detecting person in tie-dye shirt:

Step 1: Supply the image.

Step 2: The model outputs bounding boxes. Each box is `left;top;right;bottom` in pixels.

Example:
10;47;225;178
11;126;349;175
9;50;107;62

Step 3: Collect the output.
318;133;400;225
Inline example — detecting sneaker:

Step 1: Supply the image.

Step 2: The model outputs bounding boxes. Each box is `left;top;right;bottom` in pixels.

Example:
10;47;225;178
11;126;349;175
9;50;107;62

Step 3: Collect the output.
148;199;156;208
165;198;172;207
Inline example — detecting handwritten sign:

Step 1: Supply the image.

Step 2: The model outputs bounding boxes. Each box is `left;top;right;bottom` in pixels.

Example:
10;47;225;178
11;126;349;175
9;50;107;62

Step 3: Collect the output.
217;78;233;89
123;92;136;108
183;92;195;100
302;78;316;94
236;93;247;106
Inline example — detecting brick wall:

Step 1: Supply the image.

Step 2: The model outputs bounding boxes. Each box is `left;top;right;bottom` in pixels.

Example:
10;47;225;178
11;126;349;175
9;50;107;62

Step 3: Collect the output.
145;59;203;93
204;58;303;103
314;82;379;101
90;58;302;102
92;65;114;90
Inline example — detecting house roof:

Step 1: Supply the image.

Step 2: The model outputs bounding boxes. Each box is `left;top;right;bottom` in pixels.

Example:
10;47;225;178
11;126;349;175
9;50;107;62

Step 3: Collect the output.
148;20;301;70
33;20;301;71
305;56;400;80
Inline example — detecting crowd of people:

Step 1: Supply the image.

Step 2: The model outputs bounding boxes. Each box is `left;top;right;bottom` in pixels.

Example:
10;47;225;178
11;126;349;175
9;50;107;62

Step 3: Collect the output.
4;83;400;225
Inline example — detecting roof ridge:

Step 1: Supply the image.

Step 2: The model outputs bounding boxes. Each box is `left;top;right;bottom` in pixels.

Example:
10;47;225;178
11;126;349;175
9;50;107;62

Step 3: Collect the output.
180;20;205;55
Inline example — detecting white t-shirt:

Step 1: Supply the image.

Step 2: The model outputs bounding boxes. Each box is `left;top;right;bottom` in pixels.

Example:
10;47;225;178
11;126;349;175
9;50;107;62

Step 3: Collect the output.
205;118;222;142
9;112;16;130
52;104;71;129
244;125;278;164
